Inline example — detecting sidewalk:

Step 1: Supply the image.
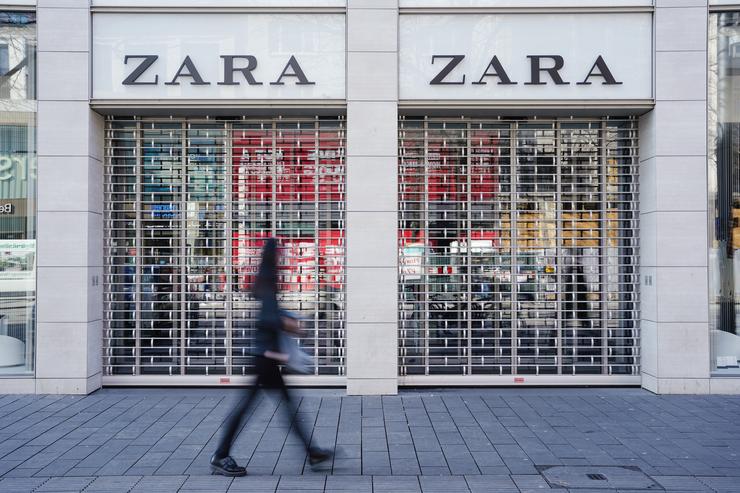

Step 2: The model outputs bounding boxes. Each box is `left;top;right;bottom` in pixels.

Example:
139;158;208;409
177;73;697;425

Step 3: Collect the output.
0;388;738;492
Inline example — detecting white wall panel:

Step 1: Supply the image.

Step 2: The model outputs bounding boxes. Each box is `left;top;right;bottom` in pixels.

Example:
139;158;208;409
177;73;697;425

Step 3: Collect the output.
346;156;398;212
348;53;398;101
37;157;102;213
2;0;37;6
37;52;89;101
92;13;346;100
656;7;708;51
37;8;89;52
656;267;709;323
345;267;398;323
92;0;345;6
655;211;708;267
653;156;708;212
656;51;707;101
656;323;710;378
400;0;652;7
399;13;653;101
346;212;398;267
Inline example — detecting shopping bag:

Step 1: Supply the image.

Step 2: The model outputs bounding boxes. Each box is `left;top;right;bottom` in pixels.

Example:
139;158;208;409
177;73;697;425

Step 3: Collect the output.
279;331;314;374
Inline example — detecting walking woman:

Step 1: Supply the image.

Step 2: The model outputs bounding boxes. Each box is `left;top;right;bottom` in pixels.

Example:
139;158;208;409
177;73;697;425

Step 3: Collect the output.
210;238;332;477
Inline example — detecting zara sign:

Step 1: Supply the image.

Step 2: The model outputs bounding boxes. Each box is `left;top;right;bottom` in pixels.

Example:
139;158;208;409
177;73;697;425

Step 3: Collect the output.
400;13;653;101
92;13;345;100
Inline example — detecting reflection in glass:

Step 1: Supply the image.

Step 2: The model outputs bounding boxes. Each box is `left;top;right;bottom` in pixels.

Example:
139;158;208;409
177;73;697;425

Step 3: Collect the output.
709;13;740;374
0;11;36;376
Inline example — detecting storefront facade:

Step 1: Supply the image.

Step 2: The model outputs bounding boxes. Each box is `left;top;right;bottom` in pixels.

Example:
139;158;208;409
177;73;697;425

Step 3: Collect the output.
0;0;736;395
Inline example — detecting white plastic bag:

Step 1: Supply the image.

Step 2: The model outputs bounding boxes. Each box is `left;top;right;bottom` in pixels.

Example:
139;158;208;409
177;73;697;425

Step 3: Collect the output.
279;331;314;374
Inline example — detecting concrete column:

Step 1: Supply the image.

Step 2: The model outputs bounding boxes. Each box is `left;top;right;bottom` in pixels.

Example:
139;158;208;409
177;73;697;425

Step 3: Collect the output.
35;0;103;394
640;0;710;394
345;0;399;395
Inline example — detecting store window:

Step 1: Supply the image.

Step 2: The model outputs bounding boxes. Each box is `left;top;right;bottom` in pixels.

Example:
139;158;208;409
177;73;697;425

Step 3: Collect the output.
104;117;345;379
0;11;36;376
399;118;639;377
709;12;740;374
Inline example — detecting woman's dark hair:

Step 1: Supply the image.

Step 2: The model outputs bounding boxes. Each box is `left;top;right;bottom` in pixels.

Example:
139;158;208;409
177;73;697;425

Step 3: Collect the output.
253;238;279;297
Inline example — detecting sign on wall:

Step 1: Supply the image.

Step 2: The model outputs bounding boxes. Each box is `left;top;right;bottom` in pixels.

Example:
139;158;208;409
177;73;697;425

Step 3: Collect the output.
92;13;346;100
400;13;653;101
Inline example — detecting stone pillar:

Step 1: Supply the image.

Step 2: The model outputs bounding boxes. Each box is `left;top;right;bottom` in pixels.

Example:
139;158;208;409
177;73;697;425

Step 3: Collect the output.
35;0;103;394
345;0;399;395
640;0;710;394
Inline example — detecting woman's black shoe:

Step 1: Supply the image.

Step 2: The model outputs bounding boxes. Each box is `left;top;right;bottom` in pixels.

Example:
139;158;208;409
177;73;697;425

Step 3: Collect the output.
210;455;247;477
308;448;333;467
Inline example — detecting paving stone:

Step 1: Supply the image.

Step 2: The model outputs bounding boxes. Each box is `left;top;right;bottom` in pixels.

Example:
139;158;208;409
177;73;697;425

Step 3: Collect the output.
84;475;142;493
181;474;233;491
372;476;421;493
278;475;326;490
325;474;372;492
419;476;470;492
0;477;48;493
0;389;740;490
332;458;362;475
697;476;740;492
34;476;94;492
465;475;519;493
653;475;713;491
129;475;187;493
228;475;279;492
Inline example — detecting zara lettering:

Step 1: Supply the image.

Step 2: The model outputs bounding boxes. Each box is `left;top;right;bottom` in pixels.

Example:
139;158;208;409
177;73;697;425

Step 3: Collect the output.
430;55;622;86
122;54;315;86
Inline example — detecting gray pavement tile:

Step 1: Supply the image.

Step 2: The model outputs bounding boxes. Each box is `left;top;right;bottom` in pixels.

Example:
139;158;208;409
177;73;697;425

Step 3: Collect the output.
272;459;305;475
502;457;539;475
0;460;22;476
84;475;142;493
36;459;80;477
390;458;421;475
228;476;279;492
181;475;233;491
415;451;446;468
3;467;39;478
278;475;326;490
653;476;713;491
511;474;555;492
129;475;187;493
372;476;421;493
465;475;519;493
2;390;740;491
418;476;470;492
325;475;372;492
332;458;362;475
34;476;94;492
0;477;48;493
63;467;100;477
697;476;740;492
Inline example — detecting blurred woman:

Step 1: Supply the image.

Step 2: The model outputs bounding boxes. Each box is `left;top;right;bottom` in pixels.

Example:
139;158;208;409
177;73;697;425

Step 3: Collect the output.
210;238;332;477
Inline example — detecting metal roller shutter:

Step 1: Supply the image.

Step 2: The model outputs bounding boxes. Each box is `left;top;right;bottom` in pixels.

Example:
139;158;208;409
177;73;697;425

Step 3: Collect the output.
103;117;346;382
398;117;640;380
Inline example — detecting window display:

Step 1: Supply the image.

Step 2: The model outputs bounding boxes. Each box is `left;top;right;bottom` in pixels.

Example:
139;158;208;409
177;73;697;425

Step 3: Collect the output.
398;118;639;377
0;11;36;376
104;117;345;378
709;12;740;374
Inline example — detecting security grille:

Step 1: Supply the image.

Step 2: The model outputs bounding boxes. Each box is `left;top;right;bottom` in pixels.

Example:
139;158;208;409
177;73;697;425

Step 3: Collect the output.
398;118;639;377
103;117;346;379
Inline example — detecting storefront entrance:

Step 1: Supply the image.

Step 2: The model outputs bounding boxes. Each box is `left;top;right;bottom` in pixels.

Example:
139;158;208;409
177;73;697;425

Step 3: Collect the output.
398;117;640;379
103;117;346;381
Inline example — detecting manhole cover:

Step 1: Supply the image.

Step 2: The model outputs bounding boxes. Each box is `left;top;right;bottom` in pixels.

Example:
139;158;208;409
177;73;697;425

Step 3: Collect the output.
540;466;661;490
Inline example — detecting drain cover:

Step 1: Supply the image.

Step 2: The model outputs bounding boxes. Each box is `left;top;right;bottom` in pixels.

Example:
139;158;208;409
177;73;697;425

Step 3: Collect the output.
541;466;660;490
